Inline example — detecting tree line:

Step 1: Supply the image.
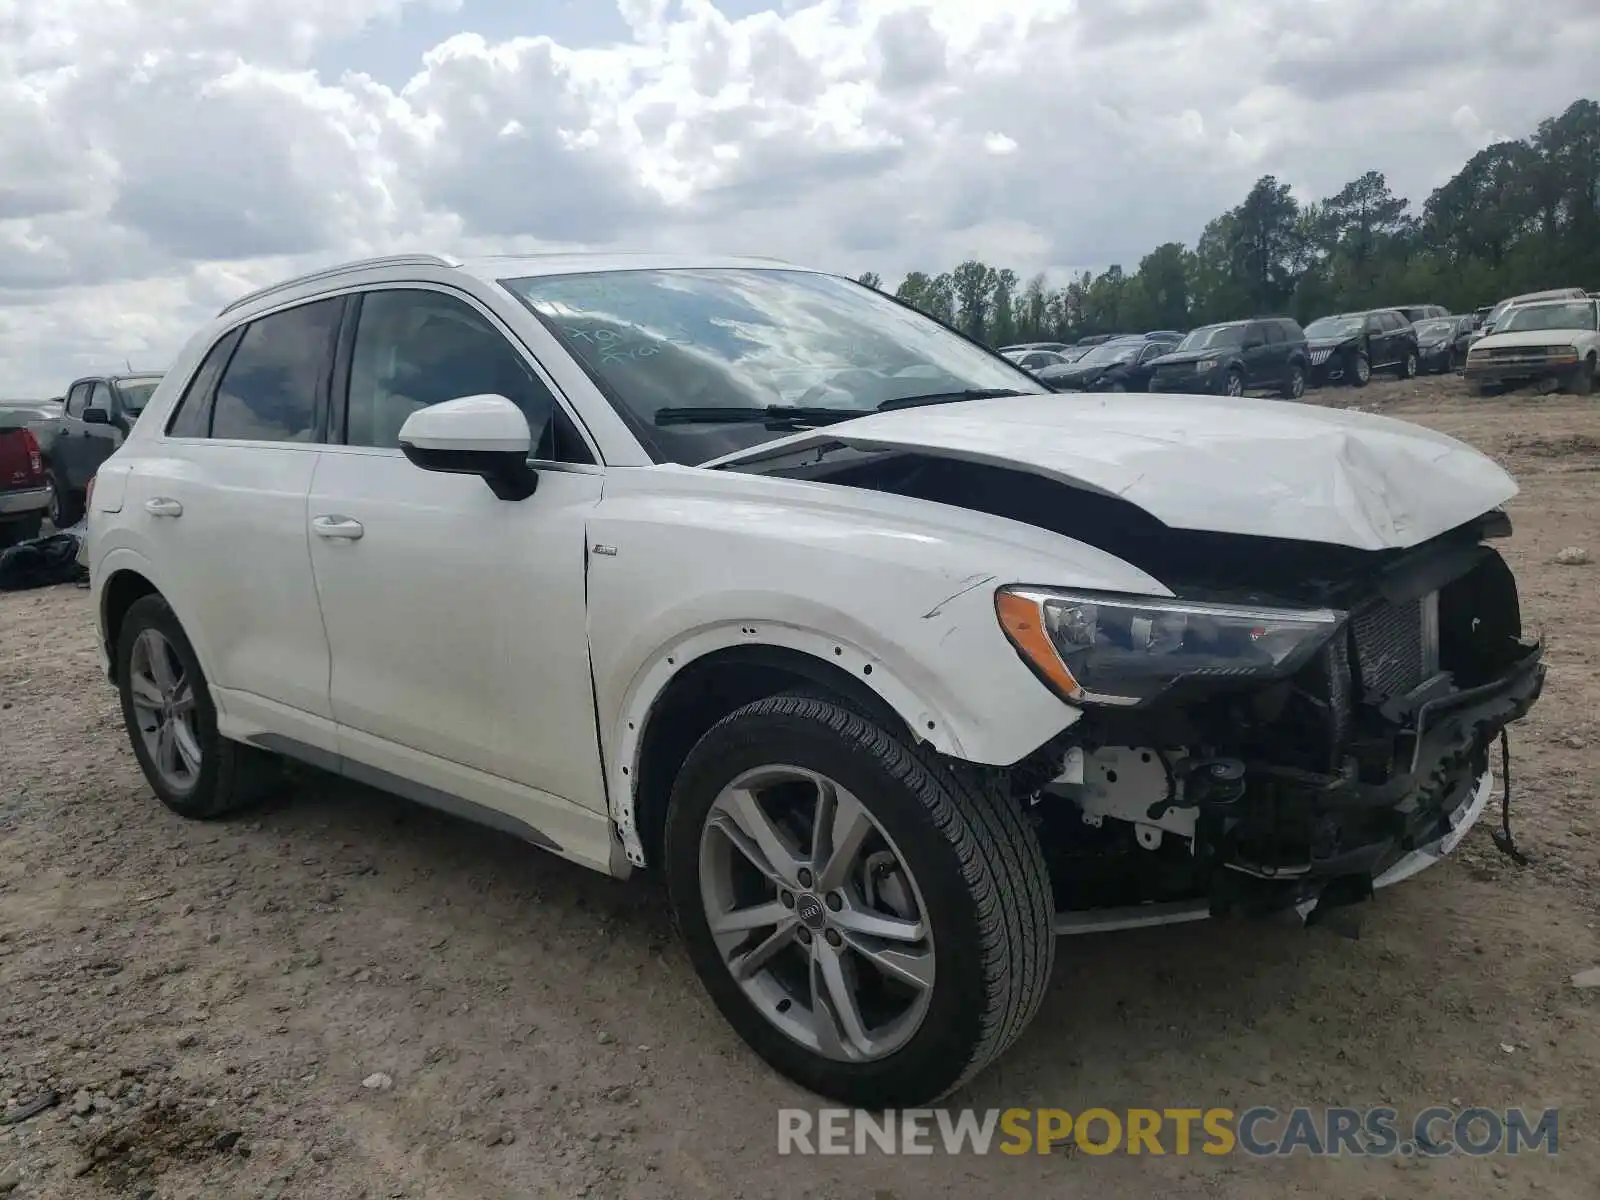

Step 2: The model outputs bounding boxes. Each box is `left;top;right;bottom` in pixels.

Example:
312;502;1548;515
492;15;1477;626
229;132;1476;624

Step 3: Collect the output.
859;97;1600;346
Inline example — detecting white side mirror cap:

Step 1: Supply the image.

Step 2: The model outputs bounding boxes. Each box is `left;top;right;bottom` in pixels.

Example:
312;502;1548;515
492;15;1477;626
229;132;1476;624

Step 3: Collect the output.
397;394;532;455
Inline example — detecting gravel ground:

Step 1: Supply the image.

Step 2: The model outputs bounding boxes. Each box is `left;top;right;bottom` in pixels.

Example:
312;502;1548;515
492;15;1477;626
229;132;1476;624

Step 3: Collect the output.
2;374;1598;1198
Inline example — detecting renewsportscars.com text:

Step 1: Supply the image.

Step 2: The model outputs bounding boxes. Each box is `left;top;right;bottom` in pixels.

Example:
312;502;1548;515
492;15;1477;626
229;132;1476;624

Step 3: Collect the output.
777;1106;1560;1157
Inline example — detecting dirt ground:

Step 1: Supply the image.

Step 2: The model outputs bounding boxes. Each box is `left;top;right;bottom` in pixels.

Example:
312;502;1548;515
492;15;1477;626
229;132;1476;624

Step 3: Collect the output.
2;373;1598;1199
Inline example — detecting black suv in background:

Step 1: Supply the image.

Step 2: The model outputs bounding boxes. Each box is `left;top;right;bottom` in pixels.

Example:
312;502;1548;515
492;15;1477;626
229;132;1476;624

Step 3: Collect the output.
1147;317;1310;399
45;373;162;525
1303;310;1419;388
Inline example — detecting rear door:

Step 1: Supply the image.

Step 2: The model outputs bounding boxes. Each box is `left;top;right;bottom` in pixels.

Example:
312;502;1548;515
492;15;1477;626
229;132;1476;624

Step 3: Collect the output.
1262;320;1289;386
1240;322;1270;387
137;298;344;751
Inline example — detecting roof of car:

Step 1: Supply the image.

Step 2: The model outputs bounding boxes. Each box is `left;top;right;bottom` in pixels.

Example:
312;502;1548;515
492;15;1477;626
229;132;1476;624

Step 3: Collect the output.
216;251;810;318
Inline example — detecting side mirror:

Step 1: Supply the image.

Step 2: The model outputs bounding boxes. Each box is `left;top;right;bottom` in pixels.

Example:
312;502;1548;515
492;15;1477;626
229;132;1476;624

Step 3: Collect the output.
398;394;538;501
83;407;111;425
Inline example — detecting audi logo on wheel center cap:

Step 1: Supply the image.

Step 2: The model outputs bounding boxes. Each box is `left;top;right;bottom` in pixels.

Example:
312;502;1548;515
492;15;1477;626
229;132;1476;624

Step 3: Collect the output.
795;894;826;929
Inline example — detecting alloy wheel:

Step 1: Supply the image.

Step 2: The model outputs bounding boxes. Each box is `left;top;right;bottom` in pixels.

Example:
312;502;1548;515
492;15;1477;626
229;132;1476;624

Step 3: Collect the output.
1355;355;1371;384
1225;373;1244;397
698;765;935;1063
128;628;203;793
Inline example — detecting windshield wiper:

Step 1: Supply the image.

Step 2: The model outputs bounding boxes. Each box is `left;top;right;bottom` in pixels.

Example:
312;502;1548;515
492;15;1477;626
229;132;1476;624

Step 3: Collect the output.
654;405;871;429
874;387;1031;413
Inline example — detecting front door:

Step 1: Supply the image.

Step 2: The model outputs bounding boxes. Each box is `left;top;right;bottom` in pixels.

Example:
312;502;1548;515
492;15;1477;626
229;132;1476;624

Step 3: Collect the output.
306;286;608;825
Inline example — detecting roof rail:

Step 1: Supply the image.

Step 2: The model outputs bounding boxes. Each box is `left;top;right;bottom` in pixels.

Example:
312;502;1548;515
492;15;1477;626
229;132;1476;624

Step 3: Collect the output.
217;254;462;317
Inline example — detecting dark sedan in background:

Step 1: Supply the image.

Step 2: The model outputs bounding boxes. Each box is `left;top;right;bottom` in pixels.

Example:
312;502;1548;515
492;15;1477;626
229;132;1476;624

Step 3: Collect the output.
1035;334;1181;392
1413;314;1475;374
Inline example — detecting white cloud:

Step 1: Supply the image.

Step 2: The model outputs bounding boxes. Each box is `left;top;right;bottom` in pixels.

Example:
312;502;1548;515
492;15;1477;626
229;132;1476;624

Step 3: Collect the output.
1;0;1598;393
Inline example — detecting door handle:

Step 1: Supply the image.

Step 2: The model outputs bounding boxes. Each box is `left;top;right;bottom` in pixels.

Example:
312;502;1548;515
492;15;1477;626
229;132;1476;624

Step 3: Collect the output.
144;497;183;518
312;515;364;540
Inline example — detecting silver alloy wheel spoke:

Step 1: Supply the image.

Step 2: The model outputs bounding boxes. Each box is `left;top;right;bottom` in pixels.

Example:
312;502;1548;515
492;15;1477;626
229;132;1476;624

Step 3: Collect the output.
698;763;937;1064
812;784;874;893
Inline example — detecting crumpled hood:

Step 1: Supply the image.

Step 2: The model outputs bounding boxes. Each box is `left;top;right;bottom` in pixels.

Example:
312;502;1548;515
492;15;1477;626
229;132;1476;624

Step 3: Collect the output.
705;392;1518;552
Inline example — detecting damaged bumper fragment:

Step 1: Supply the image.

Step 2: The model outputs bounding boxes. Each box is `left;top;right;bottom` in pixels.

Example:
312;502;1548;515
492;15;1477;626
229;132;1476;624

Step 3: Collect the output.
1016;531;1546;928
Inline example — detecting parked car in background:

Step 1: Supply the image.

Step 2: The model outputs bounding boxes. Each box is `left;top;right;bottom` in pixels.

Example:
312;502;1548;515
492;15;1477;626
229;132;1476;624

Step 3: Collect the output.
1472;288;1590;343
1463;297;1600;395
1304;310;1419;387
1075;333;1118;347
84;251;1544;1106
47;372;163;526
1395;304;1448;323
1035;334;1181;392
1471;305;1494;329
1147;317;1309;398
0;417;48;546
1413;315;1476;374
1005;349;1071;373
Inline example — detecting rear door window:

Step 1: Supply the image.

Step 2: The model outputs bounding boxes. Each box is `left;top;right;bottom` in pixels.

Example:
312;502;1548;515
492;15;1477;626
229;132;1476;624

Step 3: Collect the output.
210;299;344;442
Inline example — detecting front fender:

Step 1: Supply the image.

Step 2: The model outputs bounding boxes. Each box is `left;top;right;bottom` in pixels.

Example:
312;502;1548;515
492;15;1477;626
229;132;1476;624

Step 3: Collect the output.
585;465;1170;867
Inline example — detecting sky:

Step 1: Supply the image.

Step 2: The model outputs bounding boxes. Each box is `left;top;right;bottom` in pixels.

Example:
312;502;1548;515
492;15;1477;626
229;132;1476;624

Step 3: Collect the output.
2;0;1598;396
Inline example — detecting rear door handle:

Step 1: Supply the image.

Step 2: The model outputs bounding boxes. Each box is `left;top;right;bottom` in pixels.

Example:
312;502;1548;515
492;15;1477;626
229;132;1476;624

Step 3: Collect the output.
312;515;364;540
144;497;182;518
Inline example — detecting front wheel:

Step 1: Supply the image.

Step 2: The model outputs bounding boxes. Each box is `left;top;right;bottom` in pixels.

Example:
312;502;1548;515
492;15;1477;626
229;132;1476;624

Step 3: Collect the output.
1348;351;1372;388
1568;357;1596;396
116;594;281;819
664;694;1054;1107
1224;369;1245;397
1280;363;1306;399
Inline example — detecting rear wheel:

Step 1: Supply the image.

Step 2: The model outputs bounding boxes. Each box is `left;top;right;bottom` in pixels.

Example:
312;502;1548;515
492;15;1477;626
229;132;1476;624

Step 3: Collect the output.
1280;363;1306;399
1397;349;1418;379
116;594;281;819
664;694;1054;1107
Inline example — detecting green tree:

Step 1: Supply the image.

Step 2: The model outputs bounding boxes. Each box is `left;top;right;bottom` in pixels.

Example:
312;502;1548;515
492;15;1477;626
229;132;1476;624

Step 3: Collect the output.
857;271;882;290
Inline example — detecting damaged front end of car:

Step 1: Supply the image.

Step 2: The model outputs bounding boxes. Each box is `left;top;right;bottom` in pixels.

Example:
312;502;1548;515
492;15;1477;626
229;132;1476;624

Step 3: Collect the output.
994;513;1544;930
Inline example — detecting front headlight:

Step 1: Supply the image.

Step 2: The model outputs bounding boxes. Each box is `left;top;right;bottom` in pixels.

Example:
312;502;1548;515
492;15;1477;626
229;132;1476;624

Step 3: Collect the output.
1195;358;1219;372
995;587;1342;706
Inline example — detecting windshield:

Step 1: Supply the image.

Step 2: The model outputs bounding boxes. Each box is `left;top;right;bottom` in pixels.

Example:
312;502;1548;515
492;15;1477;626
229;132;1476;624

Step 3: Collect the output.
1499;302;1597;333
1079;339;1142;366
502;268;1040;465
1305;316;1364;339
1414;318;1456;339
1174;325;1243;352
115;378;162;413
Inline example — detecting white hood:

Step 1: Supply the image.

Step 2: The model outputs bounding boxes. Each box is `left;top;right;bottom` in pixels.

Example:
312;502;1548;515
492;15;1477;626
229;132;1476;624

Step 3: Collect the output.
705;393;1517;552
1471;327;1594;350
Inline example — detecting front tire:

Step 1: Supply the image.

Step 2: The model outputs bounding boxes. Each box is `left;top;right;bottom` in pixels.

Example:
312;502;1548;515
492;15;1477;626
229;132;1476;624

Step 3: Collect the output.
116;594;280;819
1397;349;1418;379
1567;357;1596;396
1224;369;1244;397
1280;363;1306;399
664;694;1054;1107
1348;350;1372;388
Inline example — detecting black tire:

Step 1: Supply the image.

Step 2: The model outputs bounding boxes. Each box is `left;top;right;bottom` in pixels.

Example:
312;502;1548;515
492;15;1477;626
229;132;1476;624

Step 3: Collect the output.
116;594;281;819
1280;363;1306;399
1396;348;1418;379
1348;350;1372;388
0;515;43;548
1567;357;1595;396
1224;369;1245;397
664;694;1054;1107
1473;380;1505;398
49;470;83;527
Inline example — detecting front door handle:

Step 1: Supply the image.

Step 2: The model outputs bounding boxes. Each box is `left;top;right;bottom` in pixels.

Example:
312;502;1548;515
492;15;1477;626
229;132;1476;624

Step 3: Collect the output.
144;497;183;518
312;515;364;540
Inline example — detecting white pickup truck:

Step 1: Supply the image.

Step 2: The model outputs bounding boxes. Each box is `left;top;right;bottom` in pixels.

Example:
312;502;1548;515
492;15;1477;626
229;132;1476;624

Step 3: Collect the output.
1464;297;1600;395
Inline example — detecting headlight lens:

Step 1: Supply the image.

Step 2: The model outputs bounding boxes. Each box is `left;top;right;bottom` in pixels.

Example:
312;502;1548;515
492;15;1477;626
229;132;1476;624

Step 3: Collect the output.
995;587;1343;706
1195;358;1219;372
